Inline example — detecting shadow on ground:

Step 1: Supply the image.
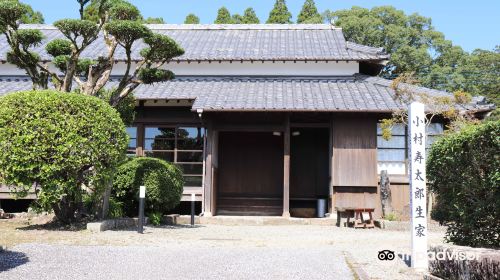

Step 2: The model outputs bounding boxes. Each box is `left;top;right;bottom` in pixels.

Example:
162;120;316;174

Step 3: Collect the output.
113;224;205;232
0;250;29;272
16;220;87;232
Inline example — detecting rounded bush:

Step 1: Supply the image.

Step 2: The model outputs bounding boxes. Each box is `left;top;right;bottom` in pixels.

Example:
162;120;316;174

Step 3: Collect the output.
428;120;500;248
0;90;128;223
113;157;184;216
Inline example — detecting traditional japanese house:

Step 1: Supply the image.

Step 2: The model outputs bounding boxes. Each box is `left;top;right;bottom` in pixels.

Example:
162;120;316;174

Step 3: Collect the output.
0;24;494;218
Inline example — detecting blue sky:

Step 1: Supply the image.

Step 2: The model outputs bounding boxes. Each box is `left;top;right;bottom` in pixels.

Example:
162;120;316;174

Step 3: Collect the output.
23;0;499;52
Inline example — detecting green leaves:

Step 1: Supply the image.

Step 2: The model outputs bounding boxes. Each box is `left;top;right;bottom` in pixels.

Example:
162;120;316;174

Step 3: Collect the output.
113;157;184;216
138;68;174;84
83;0;143;23
15;29;43;48
104;20;150;49
214;7;232;24
109;0;141;21
0;0;29;29
184;13;200;24
266;0;292;24
46;39;73;57
0;90;128;217
54;19;99;47
242;8;260;24
428;121;500;248
297;0;322;24
53;55;94;76
213;6;260;24
141;33;184;62
6;49;39;68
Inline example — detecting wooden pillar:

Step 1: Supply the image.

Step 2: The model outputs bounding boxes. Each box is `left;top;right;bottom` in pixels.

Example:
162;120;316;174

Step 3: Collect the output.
136;123;145;157
203;120;214;216
330;117;336;214
283;115;291;218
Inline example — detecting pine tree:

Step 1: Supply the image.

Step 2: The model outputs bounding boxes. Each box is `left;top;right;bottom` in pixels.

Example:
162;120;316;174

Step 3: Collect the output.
266;0;292;24
242;8;260;24
184;13;200;24
232;14;244;24
214;7;232;24
297;0;323;24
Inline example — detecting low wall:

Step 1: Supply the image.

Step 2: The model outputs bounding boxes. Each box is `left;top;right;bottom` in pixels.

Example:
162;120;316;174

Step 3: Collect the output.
429;244;500;280
87;218;148;233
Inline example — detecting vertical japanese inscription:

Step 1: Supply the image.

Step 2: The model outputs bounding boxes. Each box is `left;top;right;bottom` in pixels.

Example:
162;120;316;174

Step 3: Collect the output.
409;102;428;271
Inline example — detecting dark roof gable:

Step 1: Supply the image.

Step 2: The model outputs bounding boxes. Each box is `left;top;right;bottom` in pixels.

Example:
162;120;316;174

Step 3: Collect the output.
0;24;389;62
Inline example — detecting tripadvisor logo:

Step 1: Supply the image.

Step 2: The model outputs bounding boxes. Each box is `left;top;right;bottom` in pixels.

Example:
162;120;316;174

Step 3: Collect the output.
378;250;395;261
378;249;480;261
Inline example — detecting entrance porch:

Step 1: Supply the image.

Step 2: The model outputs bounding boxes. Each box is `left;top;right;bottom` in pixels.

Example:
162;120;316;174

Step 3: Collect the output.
202;112;380;218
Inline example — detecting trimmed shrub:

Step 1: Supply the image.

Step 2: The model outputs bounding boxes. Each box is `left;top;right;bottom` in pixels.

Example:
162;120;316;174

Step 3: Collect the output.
113;157;184;216
0;90;128;223
428;120;500;248
148;212;162;226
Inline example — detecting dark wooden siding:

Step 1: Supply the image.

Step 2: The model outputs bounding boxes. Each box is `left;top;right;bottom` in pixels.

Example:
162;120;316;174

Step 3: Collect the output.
332;115;380;217
290;128;330;199
216;131;284;215
332;116;377;187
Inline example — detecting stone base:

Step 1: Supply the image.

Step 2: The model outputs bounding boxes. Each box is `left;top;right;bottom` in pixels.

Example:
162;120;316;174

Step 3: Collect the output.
162;215;339;226
87;217;149;233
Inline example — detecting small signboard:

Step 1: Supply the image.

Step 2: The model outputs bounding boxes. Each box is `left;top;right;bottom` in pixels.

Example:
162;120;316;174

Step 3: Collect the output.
409;102;428;271
139;185;146;198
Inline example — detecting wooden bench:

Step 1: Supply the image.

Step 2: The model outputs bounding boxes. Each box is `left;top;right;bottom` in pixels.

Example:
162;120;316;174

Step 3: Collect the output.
335;207;375;228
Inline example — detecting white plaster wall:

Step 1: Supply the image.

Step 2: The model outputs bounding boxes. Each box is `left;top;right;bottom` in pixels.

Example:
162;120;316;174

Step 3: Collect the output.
0;60;359;76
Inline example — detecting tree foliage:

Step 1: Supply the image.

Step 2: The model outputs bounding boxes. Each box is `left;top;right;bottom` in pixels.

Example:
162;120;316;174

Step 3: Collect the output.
218;7;260;24
113;157;184;216
6;0;44;24
297;0;322;24
242;8;260;24
0;90;128;223
143;17;164;24
428;121;500;248
231;14;244;24
214;7;232;24
266;0;292;24
323;5;499;112
380;72;478;141
324;6;452;75
0;0;184;108
184;13;200;24
0;0;184;219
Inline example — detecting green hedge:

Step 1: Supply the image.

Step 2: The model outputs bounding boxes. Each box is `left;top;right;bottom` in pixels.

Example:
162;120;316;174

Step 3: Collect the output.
113;157;184;216
0;90;128;223
428;120;500;248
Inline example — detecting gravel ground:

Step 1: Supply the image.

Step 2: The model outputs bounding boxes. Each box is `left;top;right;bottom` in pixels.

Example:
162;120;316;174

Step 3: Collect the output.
0;219;447;280
0;243;353;280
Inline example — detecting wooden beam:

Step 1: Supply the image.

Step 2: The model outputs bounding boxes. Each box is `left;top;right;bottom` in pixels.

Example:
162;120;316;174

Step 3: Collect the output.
283;115;291;217
203;120;214;216
213;124;284;132
329;116;335;214
136;123;145;156
290;122;330;128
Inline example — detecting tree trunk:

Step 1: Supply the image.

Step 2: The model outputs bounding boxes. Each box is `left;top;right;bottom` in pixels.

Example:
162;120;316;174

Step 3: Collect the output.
380;170;393;217
62;58;78;92
100;179;113;220
52;194;79;224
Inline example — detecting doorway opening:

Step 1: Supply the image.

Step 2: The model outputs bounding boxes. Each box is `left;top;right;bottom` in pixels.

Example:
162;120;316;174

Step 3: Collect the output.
290;127;330;218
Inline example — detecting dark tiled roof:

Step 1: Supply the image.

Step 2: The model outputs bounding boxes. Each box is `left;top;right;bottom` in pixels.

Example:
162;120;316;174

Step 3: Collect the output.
0;24;389;62
0;75;493;113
